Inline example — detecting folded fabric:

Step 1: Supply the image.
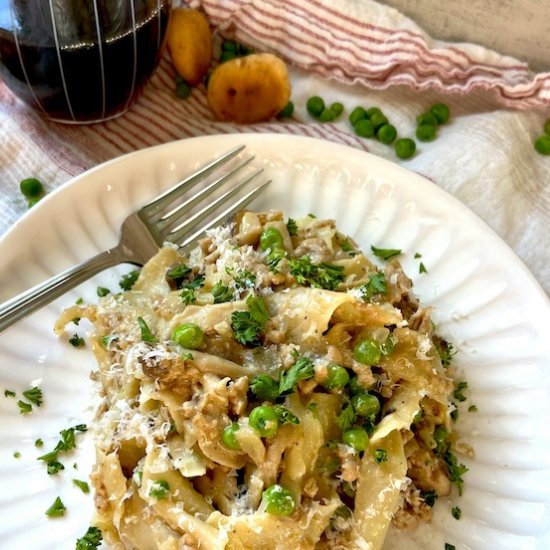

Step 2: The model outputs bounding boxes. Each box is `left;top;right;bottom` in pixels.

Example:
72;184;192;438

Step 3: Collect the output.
0;0;548;294
194;0;550;108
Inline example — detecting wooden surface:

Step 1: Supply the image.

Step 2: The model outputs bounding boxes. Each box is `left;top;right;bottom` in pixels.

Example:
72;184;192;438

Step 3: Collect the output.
381;0;550;71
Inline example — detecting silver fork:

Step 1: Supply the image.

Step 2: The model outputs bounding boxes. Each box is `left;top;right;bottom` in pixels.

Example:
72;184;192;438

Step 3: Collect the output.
0;145;269;334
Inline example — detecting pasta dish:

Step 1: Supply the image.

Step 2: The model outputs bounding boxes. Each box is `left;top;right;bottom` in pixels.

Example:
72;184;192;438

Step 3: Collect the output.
56;210;466;549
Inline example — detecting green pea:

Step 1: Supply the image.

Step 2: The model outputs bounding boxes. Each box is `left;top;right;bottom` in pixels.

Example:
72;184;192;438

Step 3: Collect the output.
306;96;325;118
222;39;238;52
260;227;284;251
262;484;295;516
249;405;279;437
238;44;254;56
172;323;204;349
20;177;43;198
369;111;388;130
278;101;294;119
353;339;382;365
376;124;397;144
351;393;381;418
347;376;367;395
365;107;383;118
416;124;437;142
395;138;416;159
319;108;337;122
175;80;192;99
544;118;550;136
349;106;367;126
221;422;241;450
430;102;450;124
353;118;375;138
219;50;237;63
324;363;350;389
27;196;42;208
342;427;369;452
534;135;550;155
416;112;438;127
330;102;344;116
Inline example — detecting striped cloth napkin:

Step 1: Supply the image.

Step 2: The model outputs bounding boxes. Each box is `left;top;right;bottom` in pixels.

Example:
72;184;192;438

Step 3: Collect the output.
1;0;549;294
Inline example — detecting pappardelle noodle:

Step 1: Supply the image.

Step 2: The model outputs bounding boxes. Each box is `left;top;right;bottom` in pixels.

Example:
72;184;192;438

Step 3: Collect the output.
56;210;466;549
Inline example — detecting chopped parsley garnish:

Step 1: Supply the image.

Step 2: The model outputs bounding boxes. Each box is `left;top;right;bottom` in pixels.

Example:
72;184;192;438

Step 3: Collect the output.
212;281;234;303
434;337;457;367
370;245;401;260
286;218;298;236
414;252;422;259
360;271;387;301
119;270;140;290
166;263;191;286
73;479;90;493
69;333;85;347
47;460;65;475
75;297;84;305
180;275;205;305
17;400;32;414
279;356;315;395
149;479;170;500
45;496;66;517
76;526;102;550
336;403;357;432
233;269;256;290
453;381;468;402
419;262;428;274
38;424;87;466
22;386;42;406
35;438;44;447
374;448;388;463
272;405;300;425
468;405;478;413
450;406;459;422
96;286;110;297
13;451;21;459
4;389;16;398
138;317;157;344
289;256;345;290
231;296;270;346
443;449;469;495
451;506;461;520
445;545;456;550
339;236;355;254
72;317;81;325
421;490;438;507
250;374;279;401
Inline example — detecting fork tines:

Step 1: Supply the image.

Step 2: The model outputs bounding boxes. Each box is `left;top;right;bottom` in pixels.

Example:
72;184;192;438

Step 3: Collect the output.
142;145;270;249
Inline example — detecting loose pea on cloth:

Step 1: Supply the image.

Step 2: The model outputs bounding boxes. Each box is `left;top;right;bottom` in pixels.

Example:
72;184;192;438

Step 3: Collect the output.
0;0;548;294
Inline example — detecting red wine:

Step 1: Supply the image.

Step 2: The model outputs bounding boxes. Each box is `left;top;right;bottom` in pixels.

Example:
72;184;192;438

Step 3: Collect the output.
0;1;170;123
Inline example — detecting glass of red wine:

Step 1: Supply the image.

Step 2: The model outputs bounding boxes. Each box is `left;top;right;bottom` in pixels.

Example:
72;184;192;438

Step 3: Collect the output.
0;0;171;123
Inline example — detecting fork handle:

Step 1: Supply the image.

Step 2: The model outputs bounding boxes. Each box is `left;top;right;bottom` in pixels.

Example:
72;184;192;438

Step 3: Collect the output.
0;248;124;334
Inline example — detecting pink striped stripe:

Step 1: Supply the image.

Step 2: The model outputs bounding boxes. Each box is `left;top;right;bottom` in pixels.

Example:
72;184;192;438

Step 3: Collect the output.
206;4;527;92
199;0;549;106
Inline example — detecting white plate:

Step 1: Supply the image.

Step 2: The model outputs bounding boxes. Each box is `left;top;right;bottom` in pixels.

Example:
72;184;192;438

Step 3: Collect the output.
0;134;549;550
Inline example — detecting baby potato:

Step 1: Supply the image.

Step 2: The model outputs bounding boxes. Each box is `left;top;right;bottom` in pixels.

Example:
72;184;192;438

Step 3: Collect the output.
167;8;212;86
207;53;291;124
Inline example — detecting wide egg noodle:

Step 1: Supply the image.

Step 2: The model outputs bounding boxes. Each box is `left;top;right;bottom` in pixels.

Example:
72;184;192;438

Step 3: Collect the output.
56;210;460;549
